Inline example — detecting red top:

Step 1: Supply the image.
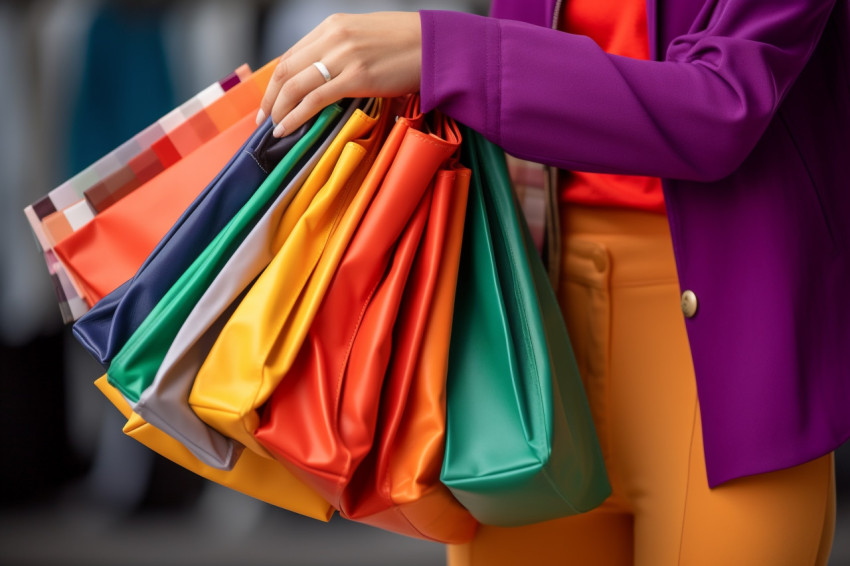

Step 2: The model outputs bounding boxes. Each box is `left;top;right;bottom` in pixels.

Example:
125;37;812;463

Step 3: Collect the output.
559;0;665;213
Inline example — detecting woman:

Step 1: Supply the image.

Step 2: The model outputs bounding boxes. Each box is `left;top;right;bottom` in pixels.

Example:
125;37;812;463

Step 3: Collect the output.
256;0;847;563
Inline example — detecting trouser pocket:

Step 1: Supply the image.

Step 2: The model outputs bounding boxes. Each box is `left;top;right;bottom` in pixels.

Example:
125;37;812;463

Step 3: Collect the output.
558;237;612;463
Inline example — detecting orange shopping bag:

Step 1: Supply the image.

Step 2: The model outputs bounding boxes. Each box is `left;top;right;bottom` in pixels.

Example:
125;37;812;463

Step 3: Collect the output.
253;111;460;510
53;61;277;304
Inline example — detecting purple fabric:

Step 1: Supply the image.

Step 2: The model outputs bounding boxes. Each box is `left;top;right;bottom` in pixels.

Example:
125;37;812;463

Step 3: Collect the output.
420;0;850;487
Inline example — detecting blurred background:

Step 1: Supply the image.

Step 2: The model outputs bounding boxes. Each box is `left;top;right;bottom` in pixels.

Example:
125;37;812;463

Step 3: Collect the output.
0;1;847;565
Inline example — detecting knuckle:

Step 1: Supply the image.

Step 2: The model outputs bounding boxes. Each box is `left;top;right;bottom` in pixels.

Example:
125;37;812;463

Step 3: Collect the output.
324;12;345;27
324;13;352;42
351;58;368;77
280;77;301;98
300;90;322;111
278;83;300;108
272;59;289;82
345;60;370;86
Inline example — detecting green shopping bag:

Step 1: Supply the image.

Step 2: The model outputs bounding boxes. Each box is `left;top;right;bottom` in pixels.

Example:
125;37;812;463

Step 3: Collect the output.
440;127;610;526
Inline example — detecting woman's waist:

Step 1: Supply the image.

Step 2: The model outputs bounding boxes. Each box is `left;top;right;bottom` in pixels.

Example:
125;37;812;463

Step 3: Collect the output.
559;203;679;288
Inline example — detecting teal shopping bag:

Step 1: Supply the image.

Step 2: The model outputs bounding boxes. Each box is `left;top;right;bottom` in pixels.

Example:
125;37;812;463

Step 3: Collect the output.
441;127;610;526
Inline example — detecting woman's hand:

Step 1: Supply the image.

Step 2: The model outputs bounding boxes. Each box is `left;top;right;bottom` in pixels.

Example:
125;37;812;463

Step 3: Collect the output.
257;11;422;137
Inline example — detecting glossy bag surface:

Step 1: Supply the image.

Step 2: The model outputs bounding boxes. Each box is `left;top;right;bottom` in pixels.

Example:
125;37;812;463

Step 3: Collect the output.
252;112;460;508
94;376;333;521
62;112;262;314
188;98;411;458
440;128;610;526
131;101;359;470
339;162;478;543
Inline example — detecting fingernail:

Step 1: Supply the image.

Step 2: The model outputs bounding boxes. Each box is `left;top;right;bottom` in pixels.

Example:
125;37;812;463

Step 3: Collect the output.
255;109;266;125
273;123;285;138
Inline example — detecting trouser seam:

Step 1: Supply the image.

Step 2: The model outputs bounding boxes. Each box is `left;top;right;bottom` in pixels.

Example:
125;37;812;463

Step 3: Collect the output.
675;395;699;566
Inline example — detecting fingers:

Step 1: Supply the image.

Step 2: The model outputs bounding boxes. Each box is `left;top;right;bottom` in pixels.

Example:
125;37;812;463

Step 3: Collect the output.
259;56;333;136
271;69;346;137
257;21;326;124
257;12;422;137
267;60;326;133
258;14;345;131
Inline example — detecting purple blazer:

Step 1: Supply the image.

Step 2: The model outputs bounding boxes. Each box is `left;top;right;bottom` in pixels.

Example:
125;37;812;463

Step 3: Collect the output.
420;0;850;487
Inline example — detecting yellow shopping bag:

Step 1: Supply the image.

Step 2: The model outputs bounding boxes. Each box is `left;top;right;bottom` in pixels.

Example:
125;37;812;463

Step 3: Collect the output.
188;98;394;457
94;375;333;520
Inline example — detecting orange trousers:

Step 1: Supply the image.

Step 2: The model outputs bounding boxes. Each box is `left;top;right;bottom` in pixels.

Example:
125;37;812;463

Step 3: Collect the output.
448;205;835;566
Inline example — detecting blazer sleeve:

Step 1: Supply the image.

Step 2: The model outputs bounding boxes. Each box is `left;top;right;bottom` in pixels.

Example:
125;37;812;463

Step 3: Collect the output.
419;0;836;182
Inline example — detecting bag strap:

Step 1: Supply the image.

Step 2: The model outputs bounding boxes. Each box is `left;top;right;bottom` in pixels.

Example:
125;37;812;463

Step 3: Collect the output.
504;155;561;289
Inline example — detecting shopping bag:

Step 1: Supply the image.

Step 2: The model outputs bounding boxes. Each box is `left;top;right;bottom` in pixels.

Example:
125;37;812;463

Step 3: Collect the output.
187;97;413;458
23;64;254;323
58;111;263;308
72;107;326;367
131;99;360;469
252;111;460;508
104;102;346;404
339;160;478;543
94;376;333;521
439;127;610;526
38;61;277;320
